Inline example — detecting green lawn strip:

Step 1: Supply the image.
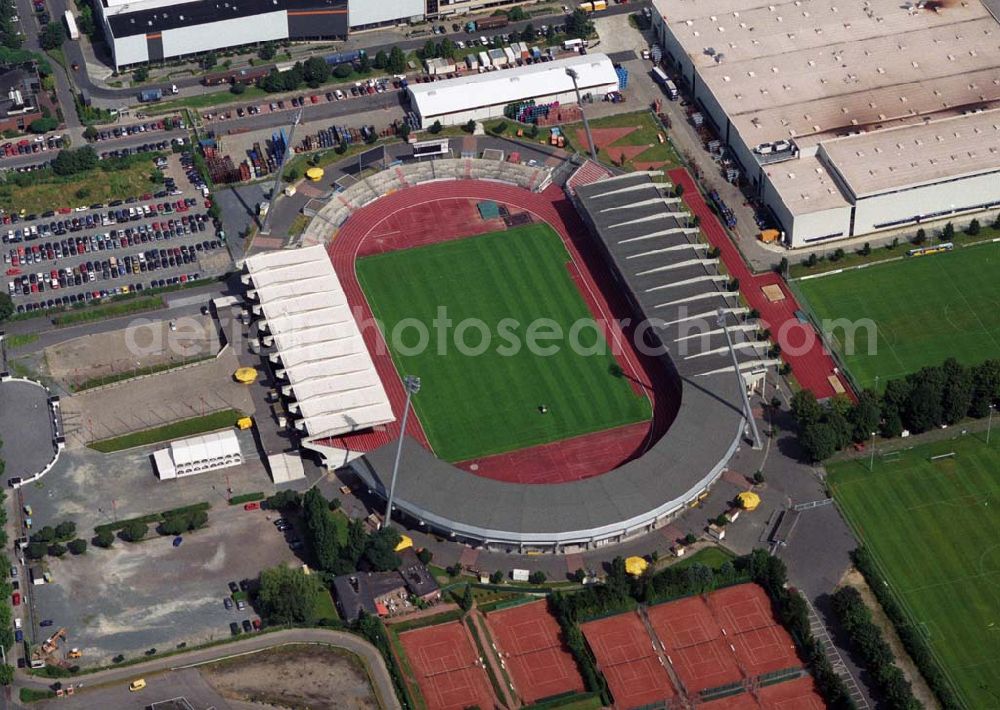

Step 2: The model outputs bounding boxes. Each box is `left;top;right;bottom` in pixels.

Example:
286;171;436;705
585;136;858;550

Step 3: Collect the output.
88;409;244;453
828;435;1000;707
2;332;38;349
794;241;1000;389
313;589;338;623
669;546;735;571
146;85;269;115
356;225;651;461
0;160;160;214
523;693;604;710
465;614;511;704
19;688;55;703
790;224;1000;277
71;354;214;391
228;492;265;505
51;296;166;326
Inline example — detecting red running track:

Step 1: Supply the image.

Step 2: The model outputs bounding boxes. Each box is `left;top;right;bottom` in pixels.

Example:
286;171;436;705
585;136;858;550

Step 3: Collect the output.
321;180;678;484
668;169;849;400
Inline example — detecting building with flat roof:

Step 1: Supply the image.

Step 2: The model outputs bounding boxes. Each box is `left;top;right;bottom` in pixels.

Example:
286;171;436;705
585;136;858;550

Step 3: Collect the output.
153;429;242;480
408;54;620;126
0;68;43;134
98;0;348;69
651;0;1000;246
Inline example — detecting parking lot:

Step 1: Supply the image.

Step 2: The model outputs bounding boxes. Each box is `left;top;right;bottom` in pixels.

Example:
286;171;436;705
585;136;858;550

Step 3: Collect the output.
1;152;230;314
20;438;300;663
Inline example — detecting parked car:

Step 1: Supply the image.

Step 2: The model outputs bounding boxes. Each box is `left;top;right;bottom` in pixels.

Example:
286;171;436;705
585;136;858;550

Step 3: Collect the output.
243;502;260;511
224;598;233;610
242;619;253;633
40;619;53;627
229;622;240;635
228;581;239;593
236;599;246;611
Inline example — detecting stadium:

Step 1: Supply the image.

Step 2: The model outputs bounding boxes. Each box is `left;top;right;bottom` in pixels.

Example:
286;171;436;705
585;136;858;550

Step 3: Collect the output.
243;147;773;553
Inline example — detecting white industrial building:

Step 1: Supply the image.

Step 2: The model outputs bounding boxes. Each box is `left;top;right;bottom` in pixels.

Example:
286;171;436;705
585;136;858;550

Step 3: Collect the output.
241;245;395;453
153;430;242;480
408;54;620;126
651;0;1000;247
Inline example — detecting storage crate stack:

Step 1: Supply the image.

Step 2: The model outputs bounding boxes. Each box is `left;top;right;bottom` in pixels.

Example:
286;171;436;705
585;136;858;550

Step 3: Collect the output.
504;99;536;120
616;65;629;90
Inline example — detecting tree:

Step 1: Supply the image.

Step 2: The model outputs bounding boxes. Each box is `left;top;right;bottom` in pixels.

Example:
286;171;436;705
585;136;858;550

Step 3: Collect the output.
421;39;438;60
570;568;587;583
40;23;66;50
460;584;473;611
464;119;476;133
0;664;12;686
791;389;823;428
567;9;594;39
54;521;76;541
49;543;67;557
521;23;535;42
120;521;148;542
303;56;332;85
230;82;246;95
68;538;88;555
202;52;218;70
83;125;98;141
440;38;455;60
257;565;324;625
941;221;955;240
913;228;926;245
265;489;301;511
683;533;697;545
29;116;58;133
429;120;442;134
940;358;973;425
364;526;401;572
528;570;546;585
93;529;115;548
303;489;341;573
967;218;981;236
969;359;1000;417
387;46;407;74
133;66;149;82
0;293;12;322
849;390;881;443
358;52;371;73
489;570;505;584
416;548;433;564
799;422;838;462
507;6;526;21
373;49;388;70
31;526;56;544
25;542;47;559
259;42;277;61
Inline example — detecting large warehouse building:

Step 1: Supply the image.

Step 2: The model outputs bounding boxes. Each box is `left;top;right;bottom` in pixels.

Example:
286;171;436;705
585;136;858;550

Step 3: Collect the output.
651;0;1000;247
408;54;620;126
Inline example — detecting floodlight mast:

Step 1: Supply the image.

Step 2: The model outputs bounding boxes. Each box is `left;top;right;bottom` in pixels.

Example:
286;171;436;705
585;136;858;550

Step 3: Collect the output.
259;108;302;236
717;309;762;449
566;68;598;161
382;375;421;529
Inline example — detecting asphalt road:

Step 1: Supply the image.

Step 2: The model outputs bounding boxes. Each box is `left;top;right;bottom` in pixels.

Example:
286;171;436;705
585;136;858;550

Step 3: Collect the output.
14;629;402;710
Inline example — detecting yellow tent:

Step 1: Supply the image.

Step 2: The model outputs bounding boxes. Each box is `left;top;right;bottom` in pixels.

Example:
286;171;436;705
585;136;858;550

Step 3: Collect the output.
234;367;258;384
737;491;761;511
306;167;325;182
395;534;414;552
625;556;649;577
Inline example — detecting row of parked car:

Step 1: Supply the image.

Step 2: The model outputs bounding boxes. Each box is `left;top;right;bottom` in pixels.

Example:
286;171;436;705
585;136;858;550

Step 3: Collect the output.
99;139;182;160
0;135;66;158
87;118;185;142
12;273;201;314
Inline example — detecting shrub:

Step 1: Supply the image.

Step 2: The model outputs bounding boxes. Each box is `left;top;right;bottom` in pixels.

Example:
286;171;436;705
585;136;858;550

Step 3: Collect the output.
528;570;547;584
48;543;67;557
120;521;148;542
67;539;87;555
93;529;114;548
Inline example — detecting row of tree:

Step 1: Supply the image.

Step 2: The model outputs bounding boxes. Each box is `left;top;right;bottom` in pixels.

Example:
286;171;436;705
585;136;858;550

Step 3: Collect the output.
831;586;920;710
792;357;1000;461
26;520;88;559
0;460;16;684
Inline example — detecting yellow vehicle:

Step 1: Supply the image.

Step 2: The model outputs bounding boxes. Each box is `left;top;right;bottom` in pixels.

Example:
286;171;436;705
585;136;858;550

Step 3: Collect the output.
128;678;146;692
236;416;253;430
67;648;82;659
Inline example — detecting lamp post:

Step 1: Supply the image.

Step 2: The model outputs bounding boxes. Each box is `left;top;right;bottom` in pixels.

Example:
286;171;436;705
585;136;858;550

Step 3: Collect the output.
566;67;598;161
383;375;421;529
717;309;762;449
869;431;877;471
988;403;995;446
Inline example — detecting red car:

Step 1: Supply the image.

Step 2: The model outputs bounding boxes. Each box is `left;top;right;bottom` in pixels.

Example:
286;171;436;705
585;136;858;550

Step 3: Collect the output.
12;592;20;606
252;618;261;630
5;268;20;275
243;502;260;511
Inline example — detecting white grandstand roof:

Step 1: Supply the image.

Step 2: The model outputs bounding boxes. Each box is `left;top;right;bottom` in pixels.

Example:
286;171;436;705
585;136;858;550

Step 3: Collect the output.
244;245;395;440
408;54;620;118
170;429;241;466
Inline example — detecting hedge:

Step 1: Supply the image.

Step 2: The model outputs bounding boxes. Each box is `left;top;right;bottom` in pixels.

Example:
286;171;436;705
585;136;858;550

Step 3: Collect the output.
228;492;265;505
94;502;211;535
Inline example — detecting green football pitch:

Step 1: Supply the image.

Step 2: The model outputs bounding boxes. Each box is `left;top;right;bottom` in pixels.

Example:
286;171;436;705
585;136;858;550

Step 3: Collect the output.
356;224;652;462
794;243;1000;389
829;436;1000;707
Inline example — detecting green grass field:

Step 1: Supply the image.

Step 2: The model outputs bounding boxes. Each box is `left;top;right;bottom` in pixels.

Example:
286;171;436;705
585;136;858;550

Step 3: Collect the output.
829;436;1000;707
795;243;1000;389
356;225;651;462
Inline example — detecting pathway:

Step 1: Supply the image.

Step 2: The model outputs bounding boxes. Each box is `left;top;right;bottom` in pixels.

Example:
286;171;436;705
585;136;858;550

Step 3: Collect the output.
468;608;520;709
668;168;849;400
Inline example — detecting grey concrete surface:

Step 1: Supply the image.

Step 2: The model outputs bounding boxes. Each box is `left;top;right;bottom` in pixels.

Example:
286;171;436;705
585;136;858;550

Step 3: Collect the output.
0;380;56;481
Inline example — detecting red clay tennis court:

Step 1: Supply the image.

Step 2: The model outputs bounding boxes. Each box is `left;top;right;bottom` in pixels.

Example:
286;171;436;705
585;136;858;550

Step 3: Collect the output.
647;595;719;648
398;621;496;710
758;676;826;709
706;585;802;675
668;637;743;693
731;624;801;677
581;612;676;709
707;584;776;634
485;600;585;703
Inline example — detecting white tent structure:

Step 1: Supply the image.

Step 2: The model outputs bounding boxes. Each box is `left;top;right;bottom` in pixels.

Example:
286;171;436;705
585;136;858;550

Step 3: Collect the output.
242;246;395;446
408;54;620;126
154;430;243;480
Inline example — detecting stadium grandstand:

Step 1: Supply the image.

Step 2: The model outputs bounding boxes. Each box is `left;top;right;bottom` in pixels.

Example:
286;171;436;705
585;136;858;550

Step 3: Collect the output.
651;0;1000;247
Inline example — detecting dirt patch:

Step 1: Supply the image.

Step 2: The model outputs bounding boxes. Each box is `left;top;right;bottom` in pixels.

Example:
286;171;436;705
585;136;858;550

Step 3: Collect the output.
839;569;940;710
199;644;378;710
45;314;221;389
575;126;638;150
